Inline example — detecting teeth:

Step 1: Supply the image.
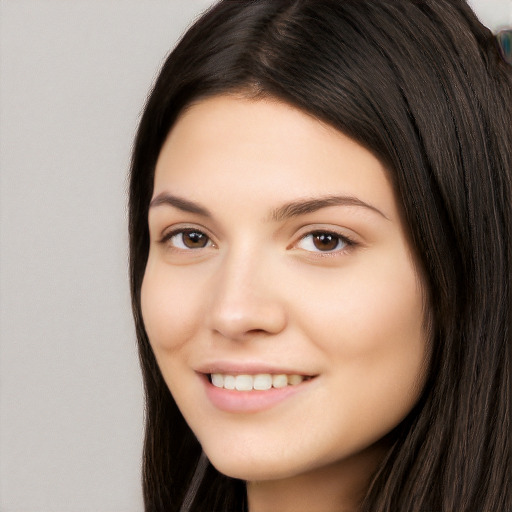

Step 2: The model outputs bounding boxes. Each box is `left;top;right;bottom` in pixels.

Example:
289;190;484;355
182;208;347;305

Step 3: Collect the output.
272;374;288;388
288;374;303;386
211;373;224;388
210;373;306;390
224;375;236;390
235;375;253;391
253;374;272;390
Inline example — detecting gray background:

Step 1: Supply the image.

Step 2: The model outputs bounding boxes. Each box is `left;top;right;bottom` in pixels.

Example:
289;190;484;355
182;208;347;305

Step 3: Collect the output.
1;1;510;511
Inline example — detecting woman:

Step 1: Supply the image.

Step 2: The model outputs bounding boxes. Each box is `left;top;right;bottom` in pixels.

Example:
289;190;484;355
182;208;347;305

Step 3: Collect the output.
129;1;511;511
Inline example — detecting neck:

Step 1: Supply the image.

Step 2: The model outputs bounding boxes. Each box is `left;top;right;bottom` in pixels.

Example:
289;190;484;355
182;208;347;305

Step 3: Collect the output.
246;443;387;512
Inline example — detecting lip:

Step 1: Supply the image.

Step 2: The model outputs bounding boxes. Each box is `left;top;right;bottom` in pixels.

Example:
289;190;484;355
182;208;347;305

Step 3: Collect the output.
198;370;317;414
194;360;316;377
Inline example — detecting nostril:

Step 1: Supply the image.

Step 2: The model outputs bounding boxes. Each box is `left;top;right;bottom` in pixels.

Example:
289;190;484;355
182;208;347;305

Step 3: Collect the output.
246;329;267;336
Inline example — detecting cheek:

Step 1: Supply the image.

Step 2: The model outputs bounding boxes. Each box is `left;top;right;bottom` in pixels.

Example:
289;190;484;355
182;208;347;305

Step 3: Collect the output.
296;259;428;449
309;247;422;332
140;260;204;353
295;250;428;388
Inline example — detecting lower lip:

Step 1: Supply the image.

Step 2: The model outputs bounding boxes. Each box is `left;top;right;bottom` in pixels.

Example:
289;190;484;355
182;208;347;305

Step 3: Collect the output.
201;375;313;413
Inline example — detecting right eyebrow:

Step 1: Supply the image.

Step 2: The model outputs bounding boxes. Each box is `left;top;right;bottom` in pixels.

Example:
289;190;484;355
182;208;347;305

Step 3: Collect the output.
149;193;212;217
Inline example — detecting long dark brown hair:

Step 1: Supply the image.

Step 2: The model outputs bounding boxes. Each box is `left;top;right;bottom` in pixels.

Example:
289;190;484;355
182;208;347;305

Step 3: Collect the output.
129;1;512;510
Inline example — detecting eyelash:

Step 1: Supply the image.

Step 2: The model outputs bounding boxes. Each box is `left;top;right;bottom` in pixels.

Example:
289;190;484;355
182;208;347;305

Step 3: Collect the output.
160;227;356;256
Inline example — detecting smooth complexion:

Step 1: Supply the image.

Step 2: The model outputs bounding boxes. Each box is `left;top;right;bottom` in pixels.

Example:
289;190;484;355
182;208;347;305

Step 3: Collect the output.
141;95;429;512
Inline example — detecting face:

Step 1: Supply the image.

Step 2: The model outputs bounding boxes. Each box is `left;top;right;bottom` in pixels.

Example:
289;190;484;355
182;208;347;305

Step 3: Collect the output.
141;95;428;484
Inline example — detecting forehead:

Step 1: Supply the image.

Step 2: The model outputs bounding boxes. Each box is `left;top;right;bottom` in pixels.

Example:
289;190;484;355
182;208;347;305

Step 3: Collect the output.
153;95;400;222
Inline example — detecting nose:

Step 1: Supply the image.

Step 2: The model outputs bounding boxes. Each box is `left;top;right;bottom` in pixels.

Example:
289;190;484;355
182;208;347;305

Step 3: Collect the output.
206;250;287;341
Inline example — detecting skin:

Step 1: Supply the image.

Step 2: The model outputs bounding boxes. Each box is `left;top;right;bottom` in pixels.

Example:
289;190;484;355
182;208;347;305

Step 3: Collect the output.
141;95;429;512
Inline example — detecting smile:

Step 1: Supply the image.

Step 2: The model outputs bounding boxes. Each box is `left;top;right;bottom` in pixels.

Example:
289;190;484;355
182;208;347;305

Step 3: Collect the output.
209;373;309;391
202;371;317;413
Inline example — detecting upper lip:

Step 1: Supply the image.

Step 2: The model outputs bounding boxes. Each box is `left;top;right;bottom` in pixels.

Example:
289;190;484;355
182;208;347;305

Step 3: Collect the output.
194;361;317;377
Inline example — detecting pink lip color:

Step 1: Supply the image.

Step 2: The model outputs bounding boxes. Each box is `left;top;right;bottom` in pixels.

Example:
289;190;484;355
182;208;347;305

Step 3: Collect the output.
201;374;310;413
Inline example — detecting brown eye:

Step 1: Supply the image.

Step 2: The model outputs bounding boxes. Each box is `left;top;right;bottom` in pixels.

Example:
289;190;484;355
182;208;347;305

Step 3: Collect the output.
183;231;209;248
168;230;212;249
312;232;340;251
297;231;348;253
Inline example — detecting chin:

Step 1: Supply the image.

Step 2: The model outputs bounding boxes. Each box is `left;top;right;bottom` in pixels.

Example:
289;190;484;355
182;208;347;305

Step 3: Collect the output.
203;445;312;482
211;460;295;482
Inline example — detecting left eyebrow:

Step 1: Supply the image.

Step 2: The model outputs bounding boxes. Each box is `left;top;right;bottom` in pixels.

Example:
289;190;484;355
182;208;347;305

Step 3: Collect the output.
269;195;389;222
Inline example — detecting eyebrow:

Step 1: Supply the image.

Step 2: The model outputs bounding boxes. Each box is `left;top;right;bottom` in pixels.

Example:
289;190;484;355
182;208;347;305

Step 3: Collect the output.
149;193;212;217
149;192;388;221
269;195;389;222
